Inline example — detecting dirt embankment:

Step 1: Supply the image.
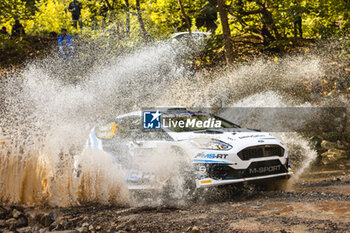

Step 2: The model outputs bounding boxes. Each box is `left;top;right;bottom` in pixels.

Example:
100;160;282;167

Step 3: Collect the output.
0;36;56;72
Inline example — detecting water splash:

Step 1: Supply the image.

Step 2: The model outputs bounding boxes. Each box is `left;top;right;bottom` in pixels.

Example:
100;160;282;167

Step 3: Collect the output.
0;40;334;207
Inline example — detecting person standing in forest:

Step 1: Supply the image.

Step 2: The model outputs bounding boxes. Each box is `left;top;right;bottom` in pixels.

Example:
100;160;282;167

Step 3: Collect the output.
58;29;74;61
11;20;25;37
1;27;10;36
68;0;82;29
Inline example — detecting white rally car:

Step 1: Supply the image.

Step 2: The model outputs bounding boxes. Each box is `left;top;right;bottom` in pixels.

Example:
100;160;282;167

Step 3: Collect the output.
82;107;293;194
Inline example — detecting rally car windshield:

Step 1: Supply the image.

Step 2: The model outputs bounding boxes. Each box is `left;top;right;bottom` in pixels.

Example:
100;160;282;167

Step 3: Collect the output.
163;112;240;132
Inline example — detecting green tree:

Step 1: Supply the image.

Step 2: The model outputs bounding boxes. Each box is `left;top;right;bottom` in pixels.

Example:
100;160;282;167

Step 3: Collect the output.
217;0;234;64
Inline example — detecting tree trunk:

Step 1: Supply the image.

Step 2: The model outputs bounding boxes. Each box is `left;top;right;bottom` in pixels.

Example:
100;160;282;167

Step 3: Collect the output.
255;0;281;40
232;0;281;45
217;0;234;64
104;0;113;10
125;0;130;34
294;14;302;38
135;0;149;43
178;0;192;36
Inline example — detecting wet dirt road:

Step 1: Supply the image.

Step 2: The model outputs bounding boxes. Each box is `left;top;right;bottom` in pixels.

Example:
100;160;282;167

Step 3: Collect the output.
63;174;350;233
1;168;350;233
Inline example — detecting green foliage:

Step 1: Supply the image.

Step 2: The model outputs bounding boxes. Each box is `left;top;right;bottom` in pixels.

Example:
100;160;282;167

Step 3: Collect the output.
28;0;72;34
0;34;28;52
0;0;29;32
0;0;349;48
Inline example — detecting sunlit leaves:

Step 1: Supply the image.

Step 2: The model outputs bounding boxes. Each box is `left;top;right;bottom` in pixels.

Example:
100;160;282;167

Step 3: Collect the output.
0;0;349;40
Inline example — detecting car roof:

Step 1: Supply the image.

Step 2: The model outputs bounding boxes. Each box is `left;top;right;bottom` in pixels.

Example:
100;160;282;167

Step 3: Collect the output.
115;106;188;119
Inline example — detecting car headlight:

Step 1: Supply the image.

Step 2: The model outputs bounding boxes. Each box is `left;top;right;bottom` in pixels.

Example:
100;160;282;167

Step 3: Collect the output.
95;122;118;139
199;140;232;150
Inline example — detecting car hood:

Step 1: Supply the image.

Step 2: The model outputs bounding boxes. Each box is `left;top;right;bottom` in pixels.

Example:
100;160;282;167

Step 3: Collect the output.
167;128;282;148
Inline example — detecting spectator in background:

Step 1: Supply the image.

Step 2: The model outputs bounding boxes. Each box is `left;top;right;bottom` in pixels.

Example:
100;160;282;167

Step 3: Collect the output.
58;29;74;61
1;26;10;36
68;0;83;29
12;20;25;37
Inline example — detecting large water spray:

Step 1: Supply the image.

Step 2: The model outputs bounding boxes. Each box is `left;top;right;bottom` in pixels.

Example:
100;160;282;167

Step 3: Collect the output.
0;39;341;207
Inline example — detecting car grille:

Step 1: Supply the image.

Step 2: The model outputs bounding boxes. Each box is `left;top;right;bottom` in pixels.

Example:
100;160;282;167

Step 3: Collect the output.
198;159;288;180
207;164;242;179
237;145;284;160
242;159;288;178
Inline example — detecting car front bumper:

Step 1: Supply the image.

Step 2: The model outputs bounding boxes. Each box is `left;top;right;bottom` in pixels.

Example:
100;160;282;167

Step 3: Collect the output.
196;169;293;188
